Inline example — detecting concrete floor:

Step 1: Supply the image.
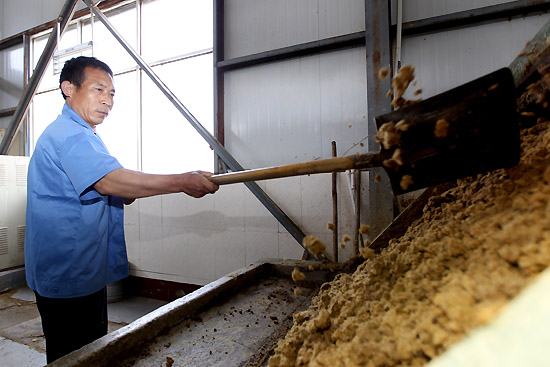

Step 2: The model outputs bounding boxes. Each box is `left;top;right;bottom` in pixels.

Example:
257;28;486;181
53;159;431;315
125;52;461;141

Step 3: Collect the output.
0;286;168;367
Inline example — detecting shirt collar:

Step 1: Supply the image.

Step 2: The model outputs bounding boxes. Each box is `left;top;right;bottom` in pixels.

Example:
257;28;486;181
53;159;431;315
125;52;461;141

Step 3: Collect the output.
62;103;96;134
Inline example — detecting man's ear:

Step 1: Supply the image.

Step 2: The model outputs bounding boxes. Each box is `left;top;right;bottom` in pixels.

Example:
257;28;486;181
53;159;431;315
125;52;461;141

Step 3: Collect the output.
60;80;74;99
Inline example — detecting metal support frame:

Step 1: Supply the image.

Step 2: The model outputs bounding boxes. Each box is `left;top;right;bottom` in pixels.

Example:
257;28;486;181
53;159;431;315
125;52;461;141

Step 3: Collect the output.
83;0;313;258
364;0;395;237
0;0;79;155
214;0;550;74
217;31;366;72
213;0;225;170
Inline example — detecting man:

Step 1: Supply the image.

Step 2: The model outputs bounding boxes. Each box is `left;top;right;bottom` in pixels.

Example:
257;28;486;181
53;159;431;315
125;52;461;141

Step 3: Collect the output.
25;56;219;363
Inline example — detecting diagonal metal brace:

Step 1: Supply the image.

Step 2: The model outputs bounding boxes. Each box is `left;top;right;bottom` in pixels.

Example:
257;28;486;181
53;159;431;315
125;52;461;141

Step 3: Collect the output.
0;0;79;154
82;0;316;259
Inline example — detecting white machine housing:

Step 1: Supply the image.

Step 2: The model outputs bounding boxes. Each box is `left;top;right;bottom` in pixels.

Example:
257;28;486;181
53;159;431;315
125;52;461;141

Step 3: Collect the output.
0;155;29;271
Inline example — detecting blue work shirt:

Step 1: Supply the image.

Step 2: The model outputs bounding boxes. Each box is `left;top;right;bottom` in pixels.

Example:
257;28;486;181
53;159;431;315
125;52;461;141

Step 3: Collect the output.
25;104;128;298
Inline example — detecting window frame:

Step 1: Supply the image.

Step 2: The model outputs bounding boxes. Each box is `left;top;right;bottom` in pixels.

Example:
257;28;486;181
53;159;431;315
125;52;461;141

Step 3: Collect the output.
27;0;215;173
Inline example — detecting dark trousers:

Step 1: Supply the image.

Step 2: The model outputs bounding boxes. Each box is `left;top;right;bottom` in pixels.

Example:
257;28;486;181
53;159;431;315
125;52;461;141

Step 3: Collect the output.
34;287;108;364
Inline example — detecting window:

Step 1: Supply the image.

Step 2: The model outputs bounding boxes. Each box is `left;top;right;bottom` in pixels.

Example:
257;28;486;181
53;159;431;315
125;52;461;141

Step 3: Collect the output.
30;0;214;173
141;55;214;174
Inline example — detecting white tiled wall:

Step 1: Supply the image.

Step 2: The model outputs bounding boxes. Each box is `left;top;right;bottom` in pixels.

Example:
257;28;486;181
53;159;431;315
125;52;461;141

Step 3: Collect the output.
125;172;370;286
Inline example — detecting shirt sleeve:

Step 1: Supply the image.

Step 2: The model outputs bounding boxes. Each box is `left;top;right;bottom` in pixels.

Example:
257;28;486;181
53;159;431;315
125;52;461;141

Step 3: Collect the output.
60;132;123;197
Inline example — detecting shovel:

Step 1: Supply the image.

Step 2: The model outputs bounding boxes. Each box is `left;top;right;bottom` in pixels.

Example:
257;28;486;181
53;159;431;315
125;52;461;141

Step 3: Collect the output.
209;67;520;195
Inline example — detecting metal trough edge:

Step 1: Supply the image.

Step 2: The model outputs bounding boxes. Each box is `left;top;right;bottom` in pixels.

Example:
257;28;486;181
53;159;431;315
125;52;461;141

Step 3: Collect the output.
48;259;329;367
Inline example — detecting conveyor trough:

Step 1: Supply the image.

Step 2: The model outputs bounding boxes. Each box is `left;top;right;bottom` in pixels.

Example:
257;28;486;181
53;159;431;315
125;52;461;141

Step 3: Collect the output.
49;260;339;367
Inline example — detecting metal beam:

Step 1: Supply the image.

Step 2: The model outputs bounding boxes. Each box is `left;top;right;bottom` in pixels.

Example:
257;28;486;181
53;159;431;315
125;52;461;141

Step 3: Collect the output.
399;0;550;37
0;34;23;52
83;0;314;258
0;107;17;119
364;0;395;237
213;0;550;74
217;31;366;72
0;0;79;155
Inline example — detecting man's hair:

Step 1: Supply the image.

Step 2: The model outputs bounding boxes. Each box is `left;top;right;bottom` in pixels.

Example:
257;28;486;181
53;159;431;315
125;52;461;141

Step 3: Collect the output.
59;56;113;100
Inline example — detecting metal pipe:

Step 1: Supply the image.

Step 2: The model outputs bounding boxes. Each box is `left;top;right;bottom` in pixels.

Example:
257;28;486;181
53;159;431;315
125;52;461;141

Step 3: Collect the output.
331;141;338;262
136;0;143;171
352;170;361;256
213;0;225;171
82;0;313;257
0;0;79;155
395;0;403;71
23;33;31;156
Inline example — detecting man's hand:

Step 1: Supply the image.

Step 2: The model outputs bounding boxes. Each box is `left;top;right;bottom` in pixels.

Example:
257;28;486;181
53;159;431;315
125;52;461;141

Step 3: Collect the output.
180;171;219;198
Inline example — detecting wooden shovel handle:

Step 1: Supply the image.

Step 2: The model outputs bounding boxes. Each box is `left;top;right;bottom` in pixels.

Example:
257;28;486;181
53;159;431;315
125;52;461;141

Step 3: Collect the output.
208;152;384;185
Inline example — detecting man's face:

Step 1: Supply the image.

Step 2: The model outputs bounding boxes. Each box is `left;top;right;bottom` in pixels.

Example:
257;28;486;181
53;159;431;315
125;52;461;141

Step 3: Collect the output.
62;66;115;131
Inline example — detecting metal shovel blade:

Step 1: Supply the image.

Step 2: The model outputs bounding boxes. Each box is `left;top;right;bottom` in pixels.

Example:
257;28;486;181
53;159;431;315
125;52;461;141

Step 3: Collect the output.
375;67;520;195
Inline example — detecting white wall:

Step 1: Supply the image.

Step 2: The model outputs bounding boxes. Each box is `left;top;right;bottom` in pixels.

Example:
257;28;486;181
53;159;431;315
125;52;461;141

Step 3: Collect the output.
224;0;365;59
125;173;362;286
400;13;550;101
225;47;369;168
